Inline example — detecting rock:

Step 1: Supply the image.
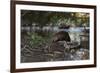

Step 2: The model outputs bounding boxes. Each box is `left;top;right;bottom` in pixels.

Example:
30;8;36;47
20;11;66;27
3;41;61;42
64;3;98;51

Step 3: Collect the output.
73;48;89;60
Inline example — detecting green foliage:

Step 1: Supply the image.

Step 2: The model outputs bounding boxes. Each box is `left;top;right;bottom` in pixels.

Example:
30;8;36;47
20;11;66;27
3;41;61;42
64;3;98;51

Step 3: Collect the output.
21;10;89;27
29;33;51;47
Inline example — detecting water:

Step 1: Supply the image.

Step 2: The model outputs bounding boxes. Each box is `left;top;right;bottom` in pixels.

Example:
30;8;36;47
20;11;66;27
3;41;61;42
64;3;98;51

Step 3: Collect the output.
21;26;89;32
21;26;90;63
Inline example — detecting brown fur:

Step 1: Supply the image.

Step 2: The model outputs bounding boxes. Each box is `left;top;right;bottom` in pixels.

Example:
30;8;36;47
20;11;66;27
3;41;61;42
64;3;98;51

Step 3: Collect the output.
52;31;71;43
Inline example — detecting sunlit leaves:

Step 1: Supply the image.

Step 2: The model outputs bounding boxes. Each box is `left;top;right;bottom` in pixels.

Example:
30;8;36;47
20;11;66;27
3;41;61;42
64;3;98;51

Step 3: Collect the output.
21;10;89;27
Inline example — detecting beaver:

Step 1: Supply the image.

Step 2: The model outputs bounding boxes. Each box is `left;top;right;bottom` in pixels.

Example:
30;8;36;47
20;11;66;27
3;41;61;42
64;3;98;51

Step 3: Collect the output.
52;31;71;43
